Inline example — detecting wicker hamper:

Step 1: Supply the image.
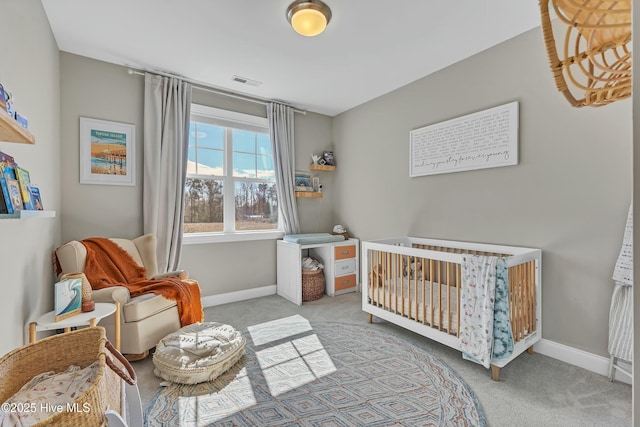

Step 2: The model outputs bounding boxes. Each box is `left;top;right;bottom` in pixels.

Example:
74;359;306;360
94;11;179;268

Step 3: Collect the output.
0;327;136;427
302;268;325;302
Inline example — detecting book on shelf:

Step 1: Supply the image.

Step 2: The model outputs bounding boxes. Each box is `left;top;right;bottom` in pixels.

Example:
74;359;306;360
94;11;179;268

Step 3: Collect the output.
0;151;17;214
14;166;34;210
0;176;11;214
295;185;314;192
29;185;43;210
0;184;8;214
5;177;22;212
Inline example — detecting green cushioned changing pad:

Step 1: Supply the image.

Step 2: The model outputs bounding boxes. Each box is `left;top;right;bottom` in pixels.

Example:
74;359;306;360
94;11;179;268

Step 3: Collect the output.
283;233;345;244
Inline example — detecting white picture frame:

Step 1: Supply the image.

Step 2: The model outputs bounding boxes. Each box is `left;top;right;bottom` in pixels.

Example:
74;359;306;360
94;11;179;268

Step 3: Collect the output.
409;101;519;177
80;117;136;186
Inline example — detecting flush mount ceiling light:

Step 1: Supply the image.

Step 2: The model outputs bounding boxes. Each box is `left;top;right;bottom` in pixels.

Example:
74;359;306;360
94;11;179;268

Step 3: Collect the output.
287;0;332;37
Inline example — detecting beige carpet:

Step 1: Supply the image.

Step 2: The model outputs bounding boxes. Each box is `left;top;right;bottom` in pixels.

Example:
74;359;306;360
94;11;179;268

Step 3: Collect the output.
132;292;632;427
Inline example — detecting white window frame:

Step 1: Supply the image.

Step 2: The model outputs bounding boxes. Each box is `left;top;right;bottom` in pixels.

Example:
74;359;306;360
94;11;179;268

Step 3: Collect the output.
183;104;283;245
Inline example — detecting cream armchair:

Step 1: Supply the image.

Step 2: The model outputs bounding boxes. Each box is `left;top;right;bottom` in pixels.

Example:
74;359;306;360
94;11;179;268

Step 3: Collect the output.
55;234;187;357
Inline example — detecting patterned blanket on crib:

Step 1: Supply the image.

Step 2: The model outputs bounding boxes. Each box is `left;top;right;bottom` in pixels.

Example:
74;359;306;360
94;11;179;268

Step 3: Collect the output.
460;256;513;368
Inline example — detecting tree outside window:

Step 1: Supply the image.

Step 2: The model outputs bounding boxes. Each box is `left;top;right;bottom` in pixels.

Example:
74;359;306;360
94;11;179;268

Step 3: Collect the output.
184;106;279;235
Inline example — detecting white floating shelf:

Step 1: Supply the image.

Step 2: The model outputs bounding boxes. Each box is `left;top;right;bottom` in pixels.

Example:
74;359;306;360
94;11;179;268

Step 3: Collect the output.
0;210;56;219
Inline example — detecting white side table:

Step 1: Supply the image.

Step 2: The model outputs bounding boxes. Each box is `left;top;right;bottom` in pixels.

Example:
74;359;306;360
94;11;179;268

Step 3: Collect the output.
29;302;121;350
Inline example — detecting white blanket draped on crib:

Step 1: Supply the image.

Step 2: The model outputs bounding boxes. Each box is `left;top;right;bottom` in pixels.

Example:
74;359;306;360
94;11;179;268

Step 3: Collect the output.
609;204;633;362
460;255;498;369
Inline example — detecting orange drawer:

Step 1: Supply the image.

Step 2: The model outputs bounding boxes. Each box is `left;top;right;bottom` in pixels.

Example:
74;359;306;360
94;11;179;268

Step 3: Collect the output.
334;245;356;260
334;274;356;291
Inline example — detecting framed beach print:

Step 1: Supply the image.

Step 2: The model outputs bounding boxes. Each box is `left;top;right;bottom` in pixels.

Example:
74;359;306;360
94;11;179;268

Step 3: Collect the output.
80;117;136;186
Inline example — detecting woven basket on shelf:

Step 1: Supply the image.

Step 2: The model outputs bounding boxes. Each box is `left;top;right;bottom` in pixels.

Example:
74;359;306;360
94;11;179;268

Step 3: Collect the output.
302;268;325;302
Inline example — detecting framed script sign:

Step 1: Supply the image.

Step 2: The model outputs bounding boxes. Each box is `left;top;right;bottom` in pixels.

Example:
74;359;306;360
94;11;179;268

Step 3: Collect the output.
410;101;518;177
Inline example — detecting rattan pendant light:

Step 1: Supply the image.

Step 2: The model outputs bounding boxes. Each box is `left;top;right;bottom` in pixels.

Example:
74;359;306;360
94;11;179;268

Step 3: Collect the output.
539;0;631;107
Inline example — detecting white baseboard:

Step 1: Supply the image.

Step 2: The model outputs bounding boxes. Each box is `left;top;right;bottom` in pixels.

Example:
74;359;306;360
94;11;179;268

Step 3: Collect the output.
535;338;632;384
201;285;276;308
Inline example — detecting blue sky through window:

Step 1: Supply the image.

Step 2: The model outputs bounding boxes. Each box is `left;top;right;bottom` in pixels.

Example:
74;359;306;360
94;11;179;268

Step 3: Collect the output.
188;122;273;179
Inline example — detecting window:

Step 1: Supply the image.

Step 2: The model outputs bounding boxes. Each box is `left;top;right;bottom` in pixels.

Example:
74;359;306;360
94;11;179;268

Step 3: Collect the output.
184;105;281;243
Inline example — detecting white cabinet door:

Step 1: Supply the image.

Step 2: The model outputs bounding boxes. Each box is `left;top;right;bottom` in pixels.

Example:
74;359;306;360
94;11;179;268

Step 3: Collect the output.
276;241;302;305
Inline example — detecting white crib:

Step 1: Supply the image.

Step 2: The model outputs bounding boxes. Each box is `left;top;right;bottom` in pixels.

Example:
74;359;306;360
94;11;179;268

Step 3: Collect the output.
362;237;542;381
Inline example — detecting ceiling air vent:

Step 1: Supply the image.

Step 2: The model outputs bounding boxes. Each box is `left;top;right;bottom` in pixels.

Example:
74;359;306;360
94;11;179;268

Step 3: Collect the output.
232;75;262;87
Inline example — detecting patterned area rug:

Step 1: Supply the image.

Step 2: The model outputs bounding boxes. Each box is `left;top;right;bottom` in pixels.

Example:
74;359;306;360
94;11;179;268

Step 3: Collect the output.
145;317;486;426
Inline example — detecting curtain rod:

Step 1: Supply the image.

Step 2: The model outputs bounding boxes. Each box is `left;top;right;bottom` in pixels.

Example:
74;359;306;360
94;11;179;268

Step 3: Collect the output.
127;68;306;115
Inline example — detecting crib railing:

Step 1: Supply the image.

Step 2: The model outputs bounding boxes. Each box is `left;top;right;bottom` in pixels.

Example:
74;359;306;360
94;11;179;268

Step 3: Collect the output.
366;243;538;343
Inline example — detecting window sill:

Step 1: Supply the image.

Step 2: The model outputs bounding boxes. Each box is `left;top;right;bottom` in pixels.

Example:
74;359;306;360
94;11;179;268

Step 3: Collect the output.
183;230;285;245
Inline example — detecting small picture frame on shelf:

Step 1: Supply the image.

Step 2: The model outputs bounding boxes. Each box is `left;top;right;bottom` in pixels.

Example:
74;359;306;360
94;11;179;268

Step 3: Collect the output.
322;151;334;166
295;177;311;188
54;278;83;321
312;177;320;192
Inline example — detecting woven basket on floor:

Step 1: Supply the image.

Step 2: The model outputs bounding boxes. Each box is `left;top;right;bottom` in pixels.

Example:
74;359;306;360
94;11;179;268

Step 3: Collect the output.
302;268;325;302
0;327;135;427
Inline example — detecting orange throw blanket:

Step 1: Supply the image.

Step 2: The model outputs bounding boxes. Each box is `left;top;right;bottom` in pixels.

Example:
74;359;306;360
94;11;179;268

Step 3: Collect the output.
81;238;203;327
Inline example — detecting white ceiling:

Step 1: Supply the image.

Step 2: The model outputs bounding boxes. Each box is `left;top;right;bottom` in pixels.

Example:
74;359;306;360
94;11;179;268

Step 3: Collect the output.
41;1;543;117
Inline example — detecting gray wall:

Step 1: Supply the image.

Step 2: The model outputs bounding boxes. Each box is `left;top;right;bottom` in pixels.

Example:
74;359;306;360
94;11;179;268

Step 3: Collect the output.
60;53;144;241
332;27;632;358
0;1;61;355
59;53;334;297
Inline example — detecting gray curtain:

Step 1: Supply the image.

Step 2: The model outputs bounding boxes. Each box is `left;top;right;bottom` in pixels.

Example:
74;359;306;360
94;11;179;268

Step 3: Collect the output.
267;102;300;234
143;73;192;271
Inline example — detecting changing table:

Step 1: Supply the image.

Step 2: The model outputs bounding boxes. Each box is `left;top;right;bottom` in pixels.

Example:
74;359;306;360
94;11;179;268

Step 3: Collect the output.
277;235;359;305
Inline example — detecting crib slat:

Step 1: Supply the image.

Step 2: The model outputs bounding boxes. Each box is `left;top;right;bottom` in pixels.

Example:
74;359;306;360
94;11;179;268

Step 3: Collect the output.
376;250;384;307
446;259;451;334
430;259;434;327
422;257;427;325
388;254;398;313
527;260;532;333
517;264;523;340
402;254;407;317
411;257;418;320
438;259;442;331
524;262;529;336
379;250;384;309
373;250;378;307
530;261;536;333
378;250;383;309
456;252;461;338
